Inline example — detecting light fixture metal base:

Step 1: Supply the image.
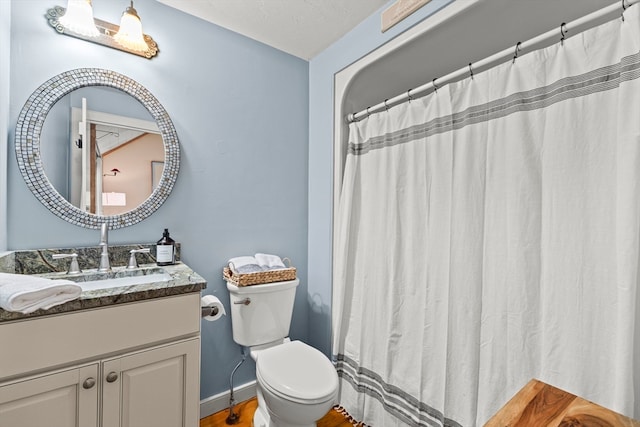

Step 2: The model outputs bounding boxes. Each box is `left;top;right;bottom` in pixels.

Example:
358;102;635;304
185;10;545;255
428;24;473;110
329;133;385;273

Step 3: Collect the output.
46;6;158;59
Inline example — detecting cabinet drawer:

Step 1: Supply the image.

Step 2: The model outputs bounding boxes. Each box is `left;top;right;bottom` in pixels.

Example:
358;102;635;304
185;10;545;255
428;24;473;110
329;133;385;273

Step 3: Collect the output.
0;293;200;381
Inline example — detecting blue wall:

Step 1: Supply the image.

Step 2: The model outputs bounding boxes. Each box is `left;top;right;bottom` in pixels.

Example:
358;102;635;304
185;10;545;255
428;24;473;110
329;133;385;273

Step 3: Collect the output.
7;0;308;400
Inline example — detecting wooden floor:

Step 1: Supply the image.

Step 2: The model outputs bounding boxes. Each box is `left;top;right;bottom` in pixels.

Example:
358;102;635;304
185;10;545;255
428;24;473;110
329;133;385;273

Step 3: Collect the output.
202;380;640;427
200;397;355;427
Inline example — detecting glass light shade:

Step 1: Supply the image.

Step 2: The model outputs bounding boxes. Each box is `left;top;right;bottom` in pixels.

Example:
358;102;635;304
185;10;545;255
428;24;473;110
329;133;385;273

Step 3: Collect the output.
113;2;148;52
58;0;100;37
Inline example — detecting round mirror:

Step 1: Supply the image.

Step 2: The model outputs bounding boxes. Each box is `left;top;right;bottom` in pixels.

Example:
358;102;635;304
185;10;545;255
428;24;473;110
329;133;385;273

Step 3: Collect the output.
15;69;179;229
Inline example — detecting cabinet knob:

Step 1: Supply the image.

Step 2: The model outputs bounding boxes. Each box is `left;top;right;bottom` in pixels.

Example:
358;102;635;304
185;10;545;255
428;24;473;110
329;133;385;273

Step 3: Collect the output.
82;377;96;389
106;372;119;383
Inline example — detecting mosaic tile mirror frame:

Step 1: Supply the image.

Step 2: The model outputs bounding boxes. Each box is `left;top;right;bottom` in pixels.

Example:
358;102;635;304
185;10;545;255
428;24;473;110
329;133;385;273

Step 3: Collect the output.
14;68;180;230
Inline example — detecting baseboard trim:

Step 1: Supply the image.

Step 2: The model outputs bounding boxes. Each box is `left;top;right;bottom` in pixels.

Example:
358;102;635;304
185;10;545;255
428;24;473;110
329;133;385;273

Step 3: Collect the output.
200;380;257;419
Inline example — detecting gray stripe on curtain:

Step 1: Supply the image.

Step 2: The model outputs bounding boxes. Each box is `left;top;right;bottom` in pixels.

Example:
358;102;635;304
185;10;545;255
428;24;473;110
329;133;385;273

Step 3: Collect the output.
336;354;464;427
348;51;640;157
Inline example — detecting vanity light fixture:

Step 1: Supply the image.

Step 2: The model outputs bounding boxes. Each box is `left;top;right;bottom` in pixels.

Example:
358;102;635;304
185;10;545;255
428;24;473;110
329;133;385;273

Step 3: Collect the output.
57;0;100;37
113;1;148;52
46;0;158;59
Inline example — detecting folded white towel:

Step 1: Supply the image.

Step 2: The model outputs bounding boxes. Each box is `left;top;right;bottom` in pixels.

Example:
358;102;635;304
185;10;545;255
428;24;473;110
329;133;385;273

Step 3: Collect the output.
228;256;258;268
255;253;286;270
0;273;82;314
228;256;263;273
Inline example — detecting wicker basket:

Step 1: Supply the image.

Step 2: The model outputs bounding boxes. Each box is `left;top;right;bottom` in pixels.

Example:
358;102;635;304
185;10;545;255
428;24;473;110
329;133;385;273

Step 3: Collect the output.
223;258;296;286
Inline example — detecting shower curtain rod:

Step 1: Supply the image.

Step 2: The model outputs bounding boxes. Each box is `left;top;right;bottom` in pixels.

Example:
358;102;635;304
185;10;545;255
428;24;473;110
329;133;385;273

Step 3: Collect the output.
347;0;639;123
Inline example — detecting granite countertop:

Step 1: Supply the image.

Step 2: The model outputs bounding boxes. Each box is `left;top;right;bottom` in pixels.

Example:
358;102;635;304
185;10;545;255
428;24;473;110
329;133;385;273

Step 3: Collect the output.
0;246;207;323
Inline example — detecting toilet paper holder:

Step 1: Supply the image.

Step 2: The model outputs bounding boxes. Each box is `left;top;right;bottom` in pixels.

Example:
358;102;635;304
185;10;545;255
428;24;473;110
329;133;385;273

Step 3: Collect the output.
201;306;219;318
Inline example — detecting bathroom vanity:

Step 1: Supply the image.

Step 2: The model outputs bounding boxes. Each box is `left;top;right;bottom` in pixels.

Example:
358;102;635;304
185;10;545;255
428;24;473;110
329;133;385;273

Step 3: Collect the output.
1;66;205;426
0;248;206;427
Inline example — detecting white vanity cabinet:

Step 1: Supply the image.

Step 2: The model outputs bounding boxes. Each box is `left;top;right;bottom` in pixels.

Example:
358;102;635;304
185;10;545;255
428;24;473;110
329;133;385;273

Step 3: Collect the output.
0;293;202;427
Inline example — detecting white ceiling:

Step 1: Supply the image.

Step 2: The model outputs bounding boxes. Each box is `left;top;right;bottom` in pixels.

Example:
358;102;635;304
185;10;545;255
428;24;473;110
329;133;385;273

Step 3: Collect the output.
156;0;390;60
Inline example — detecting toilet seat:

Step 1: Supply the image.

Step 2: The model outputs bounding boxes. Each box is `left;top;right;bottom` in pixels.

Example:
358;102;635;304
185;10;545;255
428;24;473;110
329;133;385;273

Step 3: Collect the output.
256;340;338;404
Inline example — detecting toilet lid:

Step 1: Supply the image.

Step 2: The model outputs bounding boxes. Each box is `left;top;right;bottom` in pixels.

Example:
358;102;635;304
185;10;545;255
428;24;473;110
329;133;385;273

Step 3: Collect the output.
256;341;338;403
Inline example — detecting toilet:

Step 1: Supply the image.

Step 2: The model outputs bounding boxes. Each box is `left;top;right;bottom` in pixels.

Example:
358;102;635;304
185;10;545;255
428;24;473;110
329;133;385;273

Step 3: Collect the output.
226;279;339;427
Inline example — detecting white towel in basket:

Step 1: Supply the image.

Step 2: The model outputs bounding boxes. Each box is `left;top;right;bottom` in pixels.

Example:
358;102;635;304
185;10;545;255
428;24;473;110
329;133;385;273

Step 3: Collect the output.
255;253;286;270
228;256;263;273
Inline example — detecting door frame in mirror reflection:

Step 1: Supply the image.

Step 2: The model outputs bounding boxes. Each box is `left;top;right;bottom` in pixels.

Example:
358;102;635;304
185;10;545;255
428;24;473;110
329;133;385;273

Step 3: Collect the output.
14;68;180;230
68;106;162;216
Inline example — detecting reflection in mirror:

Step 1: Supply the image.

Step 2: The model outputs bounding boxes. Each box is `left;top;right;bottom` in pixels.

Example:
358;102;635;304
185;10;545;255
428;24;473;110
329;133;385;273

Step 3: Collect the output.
41;86;164;216
95;123;163;216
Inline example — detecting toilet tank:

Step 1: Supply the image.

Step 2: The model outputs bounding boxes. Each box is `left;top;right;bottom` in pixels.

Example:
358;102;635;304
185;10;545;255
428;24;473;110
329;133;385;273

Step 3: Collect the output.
226;279;300;347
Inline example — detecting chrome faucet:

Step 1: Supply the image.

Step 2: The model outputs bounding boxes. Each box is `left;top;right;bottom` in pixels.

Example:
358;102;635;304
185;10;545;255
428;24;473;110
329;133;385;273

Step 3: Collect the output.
127;248;150;269
98;223;111;272
52;253;82;274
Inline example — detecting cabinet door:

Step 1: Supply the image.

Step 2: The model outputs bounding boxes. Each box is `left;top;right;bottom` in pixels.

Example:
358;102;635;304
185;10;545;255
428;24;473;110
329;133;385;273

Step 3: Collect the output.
102;338;200;427
0;364;99;427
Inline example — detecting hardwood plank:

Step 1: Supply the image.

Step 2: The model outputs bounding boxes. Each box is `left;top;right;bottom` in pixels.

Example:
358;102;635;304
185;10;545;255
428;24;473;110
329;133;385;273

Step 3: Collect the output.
319;405;363;427
513;383;577;426
485;379;640;427
200;398;256;427
485;379;547;426
561;397;640;427
200;397;356;427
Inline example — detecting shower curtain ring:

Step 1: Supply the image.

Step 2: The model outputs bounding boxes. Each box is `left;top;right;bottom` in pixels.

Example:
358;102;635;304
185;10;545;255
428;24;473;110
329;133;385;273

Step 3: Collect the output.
560;22;567;45
407;89;413;102
622;0;627;21
468;63;474;79
366;107;371;118
512;41;522;64
432;78;438;92
384;99;390;111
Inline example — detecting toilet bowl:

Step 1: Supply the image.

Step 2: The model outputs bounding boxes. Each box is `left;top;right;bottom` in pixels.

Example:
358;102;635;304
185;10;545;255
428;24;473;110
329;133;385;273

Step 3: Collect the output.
226;279;339;426
252;340;338;427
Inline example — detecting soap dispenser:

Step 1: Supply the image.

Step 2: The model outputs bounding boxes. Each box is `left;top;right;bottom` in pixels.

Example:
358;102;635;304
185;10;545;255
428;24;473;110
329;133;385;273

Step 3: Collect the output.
156;228;176;266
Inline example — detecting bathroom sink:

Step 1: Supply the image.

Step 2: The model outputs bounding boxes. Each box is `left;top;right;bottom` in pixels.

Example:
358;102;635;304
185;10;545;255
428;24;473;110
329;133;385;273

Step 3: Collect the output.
78;271;172;291
55;267;173;292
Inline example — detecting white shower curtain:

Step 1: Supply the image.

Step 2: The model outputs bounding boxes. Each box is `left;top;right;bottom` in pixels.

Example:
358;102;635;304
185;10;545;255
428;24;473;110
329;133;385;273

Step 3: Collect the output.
333;6;640;426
